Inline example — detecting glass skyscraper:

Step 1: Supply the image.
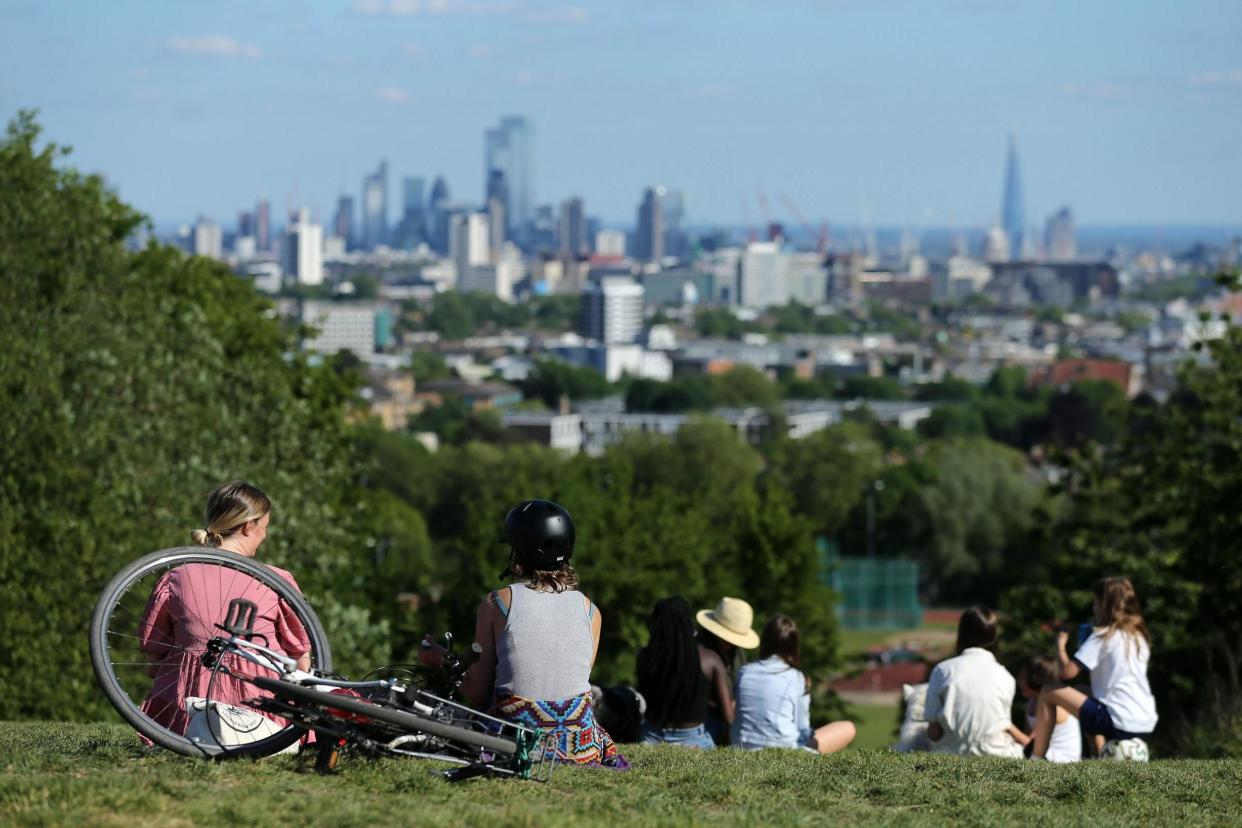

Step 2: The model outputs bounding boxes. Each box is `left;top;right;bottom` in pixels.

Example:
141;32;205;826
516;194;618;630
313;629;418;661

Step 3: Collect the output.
1001;133;1024;262
484;117;533;243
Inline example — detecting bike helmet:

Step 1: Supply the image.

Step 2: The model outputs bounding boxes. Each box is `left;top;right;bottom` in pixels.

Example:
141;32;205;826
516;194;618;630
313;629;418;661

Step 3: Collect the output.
502;499;575;573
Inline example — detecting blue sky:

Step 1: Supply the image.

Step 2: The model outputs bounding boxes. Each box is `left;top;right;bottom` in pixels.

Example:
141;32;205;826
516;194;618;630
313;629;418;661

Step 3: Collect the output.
2;0;1240;229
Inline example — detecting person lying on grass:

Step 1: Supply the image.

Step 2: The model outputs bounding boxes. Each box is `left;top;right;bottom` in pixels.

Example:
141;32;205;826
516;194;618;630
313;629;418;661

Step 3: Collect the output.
924;606;1026;758
1031;576;1157;761
731;614;856;754
423;499;627;768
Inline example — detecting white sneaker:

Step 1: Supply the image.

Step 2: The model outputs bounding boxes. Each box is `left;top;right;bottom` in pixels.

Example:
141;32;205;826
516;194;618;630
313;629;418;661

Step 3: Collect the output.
1102;738;1150;761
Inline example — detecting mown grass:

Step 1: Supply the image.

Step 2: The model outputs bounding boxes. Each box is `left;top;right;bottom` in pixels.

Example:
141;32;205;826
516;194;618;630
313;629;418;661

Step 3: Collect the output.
2;722;1240;827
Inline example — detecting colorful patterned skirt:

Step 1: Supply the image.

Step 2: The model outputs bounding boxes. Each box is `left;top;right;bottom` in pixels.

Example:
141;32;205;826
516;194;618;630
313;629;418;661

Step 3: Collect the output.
491;691;629;769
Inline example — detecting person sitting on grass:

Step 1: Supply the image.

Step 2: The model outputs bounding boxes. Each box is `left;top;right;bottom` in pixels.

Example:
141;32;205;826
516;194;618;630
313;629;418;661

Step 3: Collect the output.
138;481;311;736
731;614;857;754
695;596;760;745
1031;576;1157;761
1017;654;1081;763
636;596;717;748
924;606;1025;757
431;499;626;768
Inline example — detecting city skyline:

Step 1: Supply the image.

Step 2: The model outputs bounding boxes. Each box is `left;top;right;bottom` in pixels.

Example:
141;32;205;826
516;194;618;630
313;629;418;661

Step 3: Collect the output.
3;1;1241;227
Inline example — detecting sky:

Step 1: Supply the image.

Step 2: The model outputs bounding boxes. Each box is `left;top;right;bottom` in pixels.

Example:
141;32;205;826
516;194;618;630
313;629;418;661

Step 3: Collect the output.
2;0;1241;230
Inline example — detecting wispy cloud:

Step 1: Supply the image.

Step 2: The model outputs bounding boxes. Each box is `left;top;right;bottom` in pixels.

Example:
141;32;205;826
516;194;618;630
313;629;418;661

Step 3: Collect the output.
350;0;588;24
1188;69;1242;89
469;44;493;58
375;85;411;104
166;35;262;59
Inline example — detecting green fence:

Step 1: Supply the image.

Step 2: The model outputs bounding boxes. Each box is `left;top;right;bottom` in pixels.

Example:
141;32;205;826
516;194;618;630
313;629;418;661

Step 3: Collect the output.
820;540;922;630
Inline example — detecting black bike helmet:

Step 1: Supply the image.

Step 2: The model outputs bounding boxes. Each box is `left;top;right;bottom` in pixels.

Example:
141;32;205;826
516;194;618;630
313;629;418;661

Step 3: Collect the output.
502;499;575;573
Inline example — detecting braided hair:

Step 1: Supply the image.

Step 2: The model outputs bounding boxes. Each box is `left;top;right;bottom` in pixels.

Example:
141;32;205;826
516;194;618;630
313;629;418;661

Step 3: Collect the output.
636;596;706;728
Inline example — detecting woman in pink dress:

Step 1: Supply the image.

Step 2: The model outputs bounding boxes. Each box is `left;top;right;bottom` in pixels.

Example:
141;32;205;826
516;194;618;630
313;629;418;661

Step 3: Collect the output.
138;481;311;735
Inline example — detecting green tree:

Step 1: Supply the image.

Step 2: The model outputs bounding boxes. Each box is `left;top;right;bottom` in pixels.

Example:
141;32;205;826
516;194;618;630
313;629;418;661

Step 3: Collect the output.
0;113;371;719
519;358;612;407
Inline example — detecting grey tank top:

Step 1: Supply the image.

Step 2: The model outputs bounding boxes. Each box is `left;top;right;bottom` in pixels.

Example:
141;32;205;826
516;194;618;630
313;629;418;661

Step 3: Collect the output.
493;585;595;702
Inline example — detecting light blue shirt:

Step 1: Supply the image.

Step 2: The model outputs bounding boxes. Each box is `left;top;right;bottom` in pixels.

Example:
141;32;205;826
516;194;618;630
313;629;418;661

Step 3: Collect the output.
731;656;812;750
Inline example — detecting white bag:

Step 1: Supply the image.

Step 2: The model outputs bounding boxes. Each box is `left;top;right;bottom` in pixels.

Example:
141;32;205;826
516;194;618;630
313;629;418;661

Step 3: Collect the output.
184;696;298;754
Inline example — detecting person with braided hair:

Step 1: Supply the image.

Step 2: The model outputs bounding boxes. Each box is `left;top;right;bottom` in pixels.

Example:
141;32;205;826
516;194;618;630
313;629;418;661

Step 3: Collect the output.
636;596;716;748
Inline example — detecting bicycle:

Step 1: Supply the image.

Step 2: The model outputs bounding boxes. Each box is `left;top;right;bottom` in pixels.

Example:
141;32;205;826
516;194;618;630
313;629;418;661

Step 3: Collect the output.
90;546;553;781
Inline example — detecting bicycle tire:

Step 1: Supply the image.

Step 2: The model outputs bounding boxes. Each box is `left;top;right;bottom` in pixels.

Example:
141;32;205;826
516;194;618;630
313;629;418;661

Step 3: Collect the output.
248;676;517;756
89;546;332;759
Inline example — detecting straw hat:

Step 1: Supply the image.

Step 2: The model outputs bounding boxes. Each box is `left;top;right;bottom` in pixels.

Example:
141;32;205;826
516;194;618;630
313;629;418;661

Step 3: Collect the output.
696;597;760;649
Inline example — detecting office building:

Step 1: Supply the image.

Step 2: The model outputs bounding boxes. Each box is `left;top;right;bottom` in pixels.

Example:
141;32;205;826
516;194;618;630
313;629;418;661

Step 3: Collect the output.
785;252;828;305
1001;133;1024;261
559;197;588;257
1045;206;1077;261
428;176;451;255
301;300;376;358
739;242;788;308
484;117;533;241
237;211;254;239
391;177;427;250
361;161;388;250
663;189;688;261
193;217;223;260
450;212;491;276
284;208;324;286
581;277;644;344
255;199;270;252
595;229;626;258
635;186;665;263
333;195;355;250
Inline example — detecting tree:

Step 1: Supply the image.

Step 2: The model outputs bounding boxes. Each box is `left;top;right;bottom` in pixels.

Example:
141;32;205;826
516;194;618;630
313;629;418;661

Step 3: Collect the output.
768;423;884;539
519;358;611;407
0;113;372;719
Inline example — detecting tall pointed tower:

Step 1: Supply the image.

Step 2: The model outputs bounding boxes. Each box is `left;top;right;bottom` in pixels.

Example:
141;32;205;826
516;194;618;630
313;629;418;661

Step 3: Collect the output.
1001;133;1024;261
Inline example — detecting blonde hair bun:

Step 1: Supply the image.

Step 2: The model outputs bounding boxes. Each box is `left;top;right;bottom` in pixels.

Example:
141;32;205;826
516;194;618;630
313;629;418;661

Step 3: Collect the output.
190;528;210;546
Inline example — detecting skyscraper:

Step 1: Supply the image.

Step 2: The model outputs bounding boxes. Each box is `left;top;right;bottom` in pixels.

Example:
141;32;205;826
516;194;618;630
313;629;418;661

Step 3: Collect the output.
484;117;533;242
333;195;355;249
428;176;451;255
284;208;324;286
635;187;665;264
255;199;271;252
559;197;587;257
192;217;223;260
1045;206;1077;261
486;170;508;253
392;177;427;250
361;161;388;250
662;189;688;261
1001;133;1024;262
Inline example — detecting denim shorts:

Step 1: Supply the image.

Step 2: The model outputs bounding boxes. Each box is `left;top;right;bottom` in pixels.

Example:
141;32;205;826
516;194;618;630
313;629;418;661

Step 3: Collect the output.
1079;697;1150;741
640;721;717;749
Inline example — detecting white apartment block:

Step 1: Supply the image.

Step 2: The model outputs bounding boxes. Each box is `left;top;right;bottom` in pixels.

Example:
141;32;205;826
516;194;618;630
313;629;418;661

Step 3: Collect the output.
594;228;626;257
193;218;223;260
301;300;374;358
739;242;788;308
581;277;644;344
285;208;324;286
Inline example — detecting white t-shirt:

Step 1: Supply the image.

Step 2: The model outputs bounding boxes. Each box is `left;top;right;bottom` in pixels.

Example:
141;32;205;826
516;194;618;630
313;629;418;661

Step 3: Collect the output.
924;648;1023;758
1074;628;1158;734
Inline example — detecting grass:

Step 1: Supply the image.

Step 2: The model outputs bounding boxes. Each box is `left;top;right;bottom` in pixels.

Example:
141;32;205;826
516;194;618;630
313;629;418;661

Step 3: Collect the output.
3;722;1241;827
847;703;899;752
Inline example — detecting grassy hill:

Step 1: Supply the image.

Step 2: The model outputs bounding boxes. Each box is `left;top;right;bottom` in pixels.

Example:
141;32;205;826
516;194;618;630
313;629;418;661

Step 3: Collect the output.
2;722;1240;827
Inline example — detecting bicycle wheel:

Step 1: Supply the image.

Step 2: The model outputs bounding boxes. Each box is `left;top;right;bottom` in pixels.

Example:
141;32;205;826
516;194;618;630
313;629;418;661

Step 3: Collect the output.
248;676;517;756
89;546;332;759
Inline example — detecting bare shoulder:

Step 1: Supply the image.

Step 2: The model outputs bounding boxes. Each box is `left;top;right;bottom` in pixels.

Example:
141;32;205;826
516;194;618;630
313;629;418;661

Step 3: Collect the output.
699;644;725;672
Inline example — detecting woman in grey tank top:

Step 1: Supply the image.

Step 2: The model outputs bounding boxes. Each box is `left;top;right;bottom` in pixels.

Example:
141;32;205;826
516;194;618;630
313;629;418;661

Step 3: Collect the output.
453;500;627;768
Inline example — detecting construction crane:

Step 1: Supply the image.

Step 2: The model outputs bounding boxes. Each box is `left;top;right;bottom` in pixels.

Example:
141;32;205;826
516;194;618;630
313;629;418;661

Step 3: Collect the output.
778;193;830;254
755;187;783;242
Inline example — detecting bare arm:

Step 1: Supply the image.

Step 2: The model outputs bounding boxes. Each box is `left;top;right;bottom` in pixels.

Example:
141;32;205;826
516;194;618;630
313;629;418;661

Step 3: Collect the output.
1006;723;1031;747
701;647;736;724
1055;631;1081;680
587;598;602;666
459;592;502;709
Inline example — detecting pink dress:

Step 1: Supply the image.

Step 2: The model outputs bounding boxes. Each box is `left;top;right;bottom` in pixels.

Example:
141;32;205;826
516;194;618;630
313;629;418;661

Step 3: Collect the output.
137;561;311;736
